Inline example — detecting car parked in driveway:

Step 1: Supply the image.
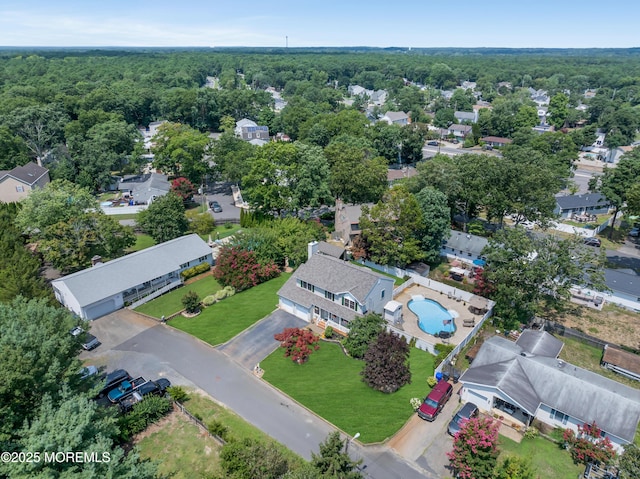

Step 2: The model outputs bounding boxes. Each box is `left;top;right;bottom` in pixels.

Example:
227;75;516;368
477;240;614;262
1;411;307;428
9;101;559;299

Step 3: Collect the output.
418;380;453;421
209;200;222;213
107;376;147;403
584;237;601;247
629;227;640;237
70;326;100;350
119;378;171;411
96;369;131;399
427;141;439;147
447;402;479;436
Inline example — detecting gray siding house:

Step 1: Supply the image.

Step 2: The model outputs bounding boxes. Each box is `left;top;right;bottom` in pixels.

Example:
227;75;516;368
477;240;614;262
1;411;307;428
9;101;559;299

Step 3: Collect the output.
554;193;611;219
277;248;394;335
459;331;640;452
442;230;488;264
52;234;213;320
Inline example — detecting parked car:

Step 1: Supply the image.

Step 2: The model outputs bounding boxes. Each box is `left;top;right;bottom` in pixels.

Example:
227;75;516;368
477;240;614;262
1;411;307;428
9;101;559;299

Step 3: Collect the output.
119;378;171;411
629;227;640;237
96;369;131;399
79;365;99;380
107;376;147;403
447;402;479;436
70;326;100;350
427;141;439;147
209;200;222;213
417;380;453;421
584;237;601;247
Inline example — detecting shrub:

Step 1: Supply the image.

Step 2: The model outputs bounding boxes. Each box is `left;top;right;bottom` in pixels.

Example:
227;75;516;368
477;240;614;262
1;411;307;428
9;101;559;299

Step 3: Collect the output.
202;295;217;306
274;328;320;364
207;419;230;441
426;376;438;387
224;222;233;229
166;386;189;402
182;291;200;313
117;395;172;440
562;421;616;465
213;246;280;292
434;343;455;367
324;326;334;339
523;426;539;439
361;331;411;393
410;397;422;410
180;262;211;280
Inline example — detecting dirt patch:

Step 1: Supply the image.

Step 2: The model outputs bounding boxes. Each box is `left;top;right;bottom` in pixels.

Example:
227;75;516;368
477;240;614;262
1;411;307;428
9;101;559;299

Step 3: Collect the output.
133;410;180;443
546;304;640;350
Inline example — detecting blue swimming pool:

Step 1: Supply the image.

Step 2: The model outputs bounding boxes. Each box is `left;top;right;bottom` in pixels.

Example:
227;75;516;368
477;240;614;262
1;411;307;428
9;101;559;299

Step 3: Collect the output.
408;298;456;336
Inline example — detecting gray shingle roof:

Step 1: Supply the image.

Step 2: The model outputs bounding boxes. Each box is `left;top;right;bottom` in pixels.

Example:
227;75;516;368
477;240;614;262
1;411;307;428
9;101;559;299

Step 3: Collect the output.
0;162;48;185
317;241;346;259
516;330;564;358
278;278;359;322
460;335;640;442
52;234;212;307
443;230;488;257
605;269;640;297
555;192;609;210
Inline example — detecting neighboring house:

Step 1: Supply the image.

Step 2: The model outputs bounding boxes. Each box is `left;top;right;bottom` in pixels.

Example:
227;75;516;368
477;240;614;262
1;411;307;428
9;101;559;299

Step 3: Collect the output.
235;119;269;141
277;244;395;334
0;162;50;203
387;166;417;185
440;90;454;100
117;172;171;205
138;120;167;155
602;344;640;382
454;111;478;123
554;192;611;219
381;111;409;125
481;136;513;147
532;124;554;135
460;81;477;90
584;89;597;99
459;331;640;452
334;199;372;246
448;124;472;139
317;241;347;260
497;81;512;90
370;90;388;106
604;269;640;304
606;145;635;164
348;85;369;97
52;234;214;320
442;230;488;264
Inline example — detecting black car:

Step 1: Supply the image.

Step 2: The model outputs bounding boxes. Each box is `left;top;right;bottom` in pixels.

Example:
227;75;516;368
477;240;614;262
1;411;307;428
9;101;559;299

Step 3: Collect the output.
209;200;222;213
447;402;479;436
584;237;601;247
96;369;131;399
119;378;171;411
427;141;439;147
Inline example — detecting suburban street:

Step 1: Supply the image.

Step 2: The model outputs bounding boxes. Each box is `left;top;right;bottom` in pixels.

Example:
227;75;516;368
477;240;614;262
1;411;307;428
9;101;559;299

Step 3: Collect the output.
83;311;439;479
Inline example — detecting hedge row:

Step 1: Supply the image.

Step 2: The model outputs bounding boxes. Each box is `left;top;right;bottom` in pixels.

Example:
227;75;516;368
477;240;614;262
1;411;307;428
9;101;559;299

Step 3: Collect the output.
180;262;211;280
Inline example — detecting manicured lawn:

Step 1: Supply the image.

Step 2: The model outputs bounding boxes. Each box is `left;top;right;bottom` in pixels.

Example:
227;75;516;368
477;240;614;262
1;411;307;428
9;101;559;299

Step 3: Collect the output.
169;273;291;346
499;436;583;479
198;223;242;243
262;343;435;444
128;233;155;252
135;275;221;317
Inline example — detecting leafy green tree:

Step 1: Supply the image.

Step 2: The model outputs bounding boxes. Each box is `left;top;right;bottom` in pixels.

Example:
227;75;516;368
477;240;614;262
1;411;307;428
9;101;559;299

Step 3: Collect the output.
181;291;200;314
361;330;411;393
210;131;255;183
220;438;290;479
0;125;29;169
494;456;535;479
414;186;451;263
447;416;500;479
619;444;640;479
310;431;363;479
434;108;455;128
359;185;426;267
450;88;475;112
152;122;210;184
137;193;189;243
514;105;539;130
293;142;333;209
342;313;385;359
548;92;569;129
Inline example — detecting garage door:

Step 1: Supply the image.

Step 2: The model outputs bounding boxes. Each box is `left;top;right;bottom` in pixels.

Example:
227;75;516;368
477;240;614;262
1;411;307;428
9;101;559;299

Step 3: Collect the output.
84;299;117;320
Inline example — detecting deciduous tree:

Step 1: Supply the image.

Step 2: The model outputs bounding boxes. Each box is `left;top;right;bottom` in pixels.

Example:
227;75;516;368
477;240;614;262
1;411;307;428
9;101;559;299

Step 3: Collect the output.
361;331;411;393
414;186;451;263
447;416;500;479
562;421;616;466
213;246;280;291
170;176;196;202
137;193;189;243
342;313;385;359
220;437;290;479
619;444;640;479
274;327;320;364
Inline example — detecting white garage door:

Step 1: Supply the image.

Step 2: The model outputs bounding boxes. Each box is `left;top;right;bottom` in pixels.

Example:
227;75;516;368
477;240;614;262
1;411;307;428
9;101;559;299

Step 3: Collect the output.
84;299;117;320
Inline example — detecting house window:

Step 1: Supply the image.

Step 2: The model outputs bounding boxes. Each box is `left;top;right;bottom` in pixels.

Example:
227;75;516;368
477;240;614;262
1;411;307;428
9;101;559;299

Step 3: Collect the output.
551;409;568;425
381;290;385;299
343;298;357;311
300;280;314;292
325;291;335;301
15;185;24;192
180;263;188;269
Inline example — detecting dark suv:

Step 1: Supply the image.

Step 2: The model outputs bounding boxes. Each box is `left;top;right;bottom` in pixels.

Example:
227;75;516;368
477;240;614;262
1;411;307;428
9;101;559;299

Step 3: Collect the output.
418;380;453;421
447;402;479;436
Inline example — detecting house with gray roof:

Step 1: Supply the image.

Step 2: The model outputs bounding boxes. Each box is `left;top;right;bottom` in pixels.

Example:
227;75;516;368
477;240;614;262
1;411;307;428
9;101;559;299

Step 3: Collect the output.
604;269;640;304
118;172;170;205
381;111;409;125
448;124;472;138
454;111;478;123
442;230;488;264
52;234;213;320
333;199;373;246
277;250;394;334
0;162;50;203
554;192;611;219
459;331;640;451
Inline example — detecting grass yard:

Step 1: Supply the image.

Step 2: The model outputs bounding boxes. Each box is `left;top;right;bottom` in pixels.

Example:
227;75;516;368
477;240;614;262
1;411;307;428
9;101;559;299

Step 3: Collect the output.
499;436;583;479
135;275;221;317
169;273;290;346
351;261;405;286
261;342;435;444
198;223;243;243
128;233;155;252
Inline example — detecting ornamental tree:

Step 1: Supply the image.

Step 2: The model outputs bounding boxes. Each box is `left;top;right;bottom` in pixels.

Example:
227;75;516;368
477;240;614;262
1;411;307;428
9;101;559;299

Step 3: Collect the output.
213;246;280;292
170;177;196;202
274;327;320;364
446;416;500;479
562;421;616;465
342;313;385;359
361;331;411;393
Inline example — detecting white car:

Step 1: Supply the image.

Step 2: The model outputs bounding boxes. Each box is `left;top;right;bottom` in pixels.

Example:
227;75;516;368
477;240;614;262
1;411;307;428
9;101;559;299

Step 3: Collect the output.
70;326;100;351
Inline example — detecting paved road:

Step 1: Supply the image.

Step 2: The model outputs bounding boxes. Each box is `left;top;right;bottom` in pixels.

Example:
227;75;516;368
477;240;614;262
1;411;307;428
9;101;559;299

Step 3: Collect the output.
84;312;434;479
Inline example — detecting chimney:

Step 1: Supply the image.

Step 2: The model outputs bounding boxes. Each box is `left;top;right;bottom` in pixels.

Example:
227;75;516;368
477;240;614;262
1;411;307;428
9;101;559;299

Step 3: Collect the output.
91;255;103;266
308;241;319;260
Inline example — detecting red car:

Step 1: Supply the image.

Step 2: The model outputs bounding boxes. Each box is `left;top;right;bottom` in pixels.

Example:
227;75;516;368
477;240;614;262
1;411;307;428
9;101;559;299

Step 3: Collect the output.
418;380;453;421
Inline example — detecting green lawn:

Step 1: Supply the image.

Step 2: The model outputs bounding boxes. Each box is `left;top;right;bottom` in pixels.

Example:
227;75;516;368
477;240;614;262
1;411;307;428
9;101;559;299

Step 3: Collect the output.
135;275;221;317
169;273;291;346
499;436;583;479
351;261;405;286
198;223;243;243
128;233;155;252
262;343;435;444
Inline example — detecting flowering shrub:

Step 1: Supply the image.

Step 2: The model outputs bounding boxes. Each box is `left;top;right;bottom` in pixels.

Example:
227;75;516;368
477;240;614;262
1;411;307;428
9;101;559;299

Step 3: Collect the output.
213;246;280;292
410;397;422;410
446;416;500;479
562;421;616;465
170;177;195;202
274;327;320;364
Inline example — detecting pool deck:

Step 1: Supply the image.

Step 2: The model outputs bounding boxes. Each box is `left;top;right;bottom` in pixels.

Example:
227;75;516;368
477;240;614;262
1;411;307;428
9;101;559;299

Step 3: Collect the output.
393;284;484;347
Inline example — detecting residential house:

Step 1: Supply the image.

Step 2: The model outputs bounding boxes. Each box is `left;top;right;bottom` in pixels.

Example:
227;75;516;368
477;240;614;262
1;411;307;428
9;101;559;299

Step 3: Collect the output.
370;90;388;106
528;88;550;106
584;89;597;99
333;199;372;246
606;145;635;164
348;85;369;97
532;123;554;135
460;81;477;90
497;81;512;90
117;172;171;205
481;136;513;147
277;245;395;334
442;230;488;264
604;269;640;304
235;119;269;141
440;90;454;101
0;162;50;203
459;331;640;452
52;234;214;320
381;111;410;125
554;192;611;219
602;344;640;382
387;166;417;185
317;241;347;260
138;120;167;156
454;111;478;123
448;124;472;139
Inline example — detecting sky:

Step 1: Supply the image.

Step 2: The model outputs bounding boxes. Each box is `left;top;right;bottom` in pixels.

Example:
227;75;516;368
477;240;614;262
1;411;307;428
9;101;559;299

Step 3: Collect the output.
1;0;638;49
